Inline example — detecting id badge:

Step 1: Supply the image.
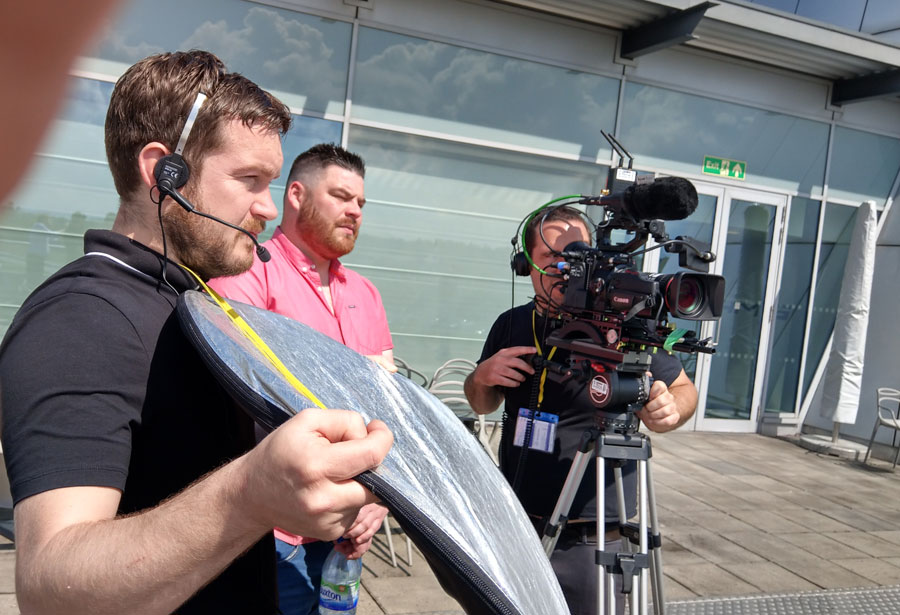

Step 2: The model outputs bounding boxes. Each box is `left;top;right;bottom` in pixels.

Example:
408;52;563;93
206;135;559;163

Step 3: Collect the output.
513;408;559;453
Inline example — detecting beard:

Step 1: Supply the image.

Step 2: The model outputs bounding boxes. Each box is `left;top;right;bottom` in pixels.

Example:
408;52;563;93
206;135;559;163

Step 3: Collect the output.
296;197;359;259
163;187;263;280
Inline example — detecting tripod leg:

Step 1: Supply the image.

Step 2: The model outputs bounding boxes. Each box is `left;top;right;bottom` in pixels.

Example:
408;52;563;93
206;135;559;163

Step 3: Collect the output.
646;462;666;615
543;448;593;557
639;459;649;615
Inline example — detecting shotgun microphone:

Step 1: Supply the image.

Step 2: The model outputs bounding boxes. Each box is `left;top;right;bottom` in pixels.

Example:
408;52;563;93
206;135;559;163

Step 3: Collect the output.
580;176;698;221
156;183;271;263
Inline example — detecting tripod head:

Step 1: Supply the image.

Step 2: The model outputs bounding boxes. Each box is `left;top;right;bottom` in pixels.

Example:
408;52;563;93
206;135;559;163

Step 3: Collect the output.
531;318;654;434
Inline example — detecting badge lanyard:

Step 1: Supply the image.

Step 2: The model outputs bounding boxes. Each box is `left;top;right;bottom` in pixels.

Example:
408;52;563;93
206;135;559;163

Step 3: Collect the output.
532;309;557;410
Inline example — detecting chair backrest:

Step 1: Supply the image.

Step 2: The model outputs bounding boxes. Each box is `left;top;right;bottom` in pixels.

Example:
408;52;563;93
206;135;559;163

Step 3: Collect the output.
430;358;477;388
877;387;900;420
394;356;429;387
428;359;477;414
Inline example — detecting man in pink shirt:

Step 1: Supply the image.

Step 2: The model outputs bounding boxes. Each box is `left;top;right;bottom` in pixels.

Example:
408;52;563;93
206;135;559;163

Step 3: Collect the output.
211;143;393;614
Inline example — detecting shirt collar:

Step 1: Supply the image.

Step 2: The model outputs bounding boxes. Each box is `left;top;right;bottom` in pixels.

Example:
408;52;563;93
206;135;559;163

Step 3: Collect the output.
83;229;199;293
271;226;345;281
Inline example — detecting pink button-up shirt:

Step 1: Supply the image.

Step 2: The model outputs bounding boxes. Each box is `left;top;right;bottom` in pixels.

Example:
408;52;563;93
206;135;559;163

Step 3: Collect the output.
210;227;392;355
210;227;393;545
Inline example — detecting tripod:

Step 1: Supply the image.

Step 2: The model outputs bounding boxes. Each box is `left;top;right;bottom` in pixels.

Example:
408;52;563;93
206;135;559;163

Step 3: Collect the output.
540;427;665;615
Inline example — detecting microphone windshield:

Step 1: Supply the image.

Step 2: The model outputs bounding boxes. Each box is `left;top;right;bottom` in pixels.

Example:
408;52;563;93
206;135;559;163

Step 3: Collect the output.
625;177;698;221
256;245;271;263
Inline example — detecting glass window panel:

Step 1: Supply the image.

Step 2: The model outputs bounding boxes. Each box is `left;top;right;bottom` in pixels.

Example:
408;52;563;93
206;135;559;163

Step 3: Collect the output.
796;0;867;30
346;125;608;372
860;0;900;34
86;0;352;115
352;27;619;159
765;197;819;414
802;202;859;397
749;0;801;13
620;83;829;195
265;116;343;242
827;126;900;206
706;200;777;419
1;78;117;336
358;270;515;377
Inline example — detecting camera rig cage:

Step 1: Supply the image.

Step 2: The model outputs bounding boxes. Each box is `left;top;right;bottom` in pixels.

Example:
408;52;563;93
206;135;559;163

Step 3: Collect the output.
509;132;725;431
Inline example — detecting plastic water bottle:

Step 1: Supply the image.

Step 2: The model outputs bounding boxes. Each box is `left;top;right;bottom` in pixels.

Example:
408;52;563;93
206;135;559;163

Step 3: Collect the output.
318;543;362;614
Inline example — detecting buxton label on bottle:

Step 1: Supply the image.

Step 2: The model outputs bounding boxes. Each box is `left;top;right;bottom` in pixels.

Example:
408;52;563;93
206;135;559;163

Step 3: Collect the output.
319;579;360;611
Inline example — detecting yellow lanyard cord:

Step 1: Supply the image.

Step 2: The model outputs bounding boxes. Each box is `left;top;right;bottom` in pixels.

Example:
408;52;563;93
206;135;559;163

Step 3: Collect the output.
531;309;557;409
181;266;327;410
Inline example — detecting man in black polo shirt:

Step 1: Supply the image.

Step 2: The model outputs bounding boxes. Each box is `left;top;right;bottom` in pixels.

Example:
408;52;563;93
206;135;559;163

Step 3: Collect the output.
0;50;392;615
464;205;697;615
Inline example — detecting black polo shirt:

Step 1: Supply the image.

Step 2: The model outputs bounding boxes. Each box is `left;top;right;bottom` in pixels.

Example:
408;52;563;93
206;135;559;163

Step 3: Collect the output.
0;230;276;613
478;301;683;522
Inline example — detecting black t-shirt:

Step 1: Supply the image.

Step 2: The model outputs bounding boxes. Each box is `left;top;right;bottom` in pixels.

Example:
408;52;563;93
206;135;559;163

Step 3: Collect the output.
478;302;683;522
0;230;276;614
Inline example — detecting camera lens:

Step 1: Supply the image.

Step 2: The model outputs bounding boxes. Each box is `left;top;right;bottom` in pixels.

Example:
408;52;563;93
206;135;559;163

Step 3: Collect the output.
677;277;704;316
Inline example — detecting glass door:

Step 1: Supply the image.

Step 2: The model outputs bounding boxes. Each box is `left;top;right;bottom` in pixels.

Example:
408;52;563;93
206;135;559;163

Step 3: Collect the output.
694;187;787;432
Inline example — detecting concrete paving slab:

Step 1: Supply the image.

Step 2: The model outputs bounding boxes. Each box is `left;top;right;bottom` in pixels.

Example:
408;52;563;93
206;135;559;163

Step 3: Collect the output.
682;510;761;535
825;531;900;558
664;563;758;596
661;574;698;600
782;507;859;533
726;530;824;565
790;562;877;590
663;529;764;564
0;595;16;615
780;532;871;560
0;554;12;594
817;507;900;532
871;530;900;546
728;509;811;534
364;574;464;614
832;558;900;585
719;561;818;593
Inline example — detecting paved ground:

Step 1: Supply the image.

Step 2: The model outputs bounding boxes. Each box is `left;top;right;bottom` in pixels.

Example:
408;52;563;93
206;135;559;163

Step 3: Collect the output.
1;431;899;613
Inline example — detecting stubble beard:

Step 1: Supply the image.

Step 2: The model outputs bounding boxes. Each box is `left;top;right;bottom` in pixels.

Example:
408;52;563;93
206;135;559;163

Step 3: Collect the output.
163;187;262;280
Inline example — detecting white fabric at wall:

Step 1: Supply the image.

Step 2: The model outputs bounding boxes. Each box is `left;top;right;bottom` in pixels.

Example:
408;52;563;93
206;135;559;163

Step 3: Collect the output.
819;200;878;424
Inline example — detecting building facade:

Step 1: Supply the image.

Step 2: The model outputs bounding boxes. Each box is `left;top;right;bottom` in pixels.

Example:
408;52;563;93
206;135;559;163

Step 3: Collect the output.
2;0;899;441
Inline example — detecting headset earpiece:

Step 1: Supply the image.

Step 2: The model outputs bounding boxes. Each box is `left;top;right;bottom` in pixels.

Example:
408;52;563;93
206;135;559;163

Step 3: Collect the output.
153;153;190;194
511;251;531;276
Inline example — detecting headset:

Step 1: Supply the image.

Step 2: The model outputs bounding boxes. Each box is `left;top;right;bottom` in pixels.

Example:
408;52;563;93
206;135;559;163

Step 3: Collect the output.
152;91;270;262
509;200;594;277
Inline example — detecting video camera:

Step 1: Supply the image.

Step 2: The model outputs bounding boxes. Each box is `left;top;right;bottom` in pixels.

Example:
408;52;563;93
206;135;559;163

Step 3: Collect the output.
512;132;724;432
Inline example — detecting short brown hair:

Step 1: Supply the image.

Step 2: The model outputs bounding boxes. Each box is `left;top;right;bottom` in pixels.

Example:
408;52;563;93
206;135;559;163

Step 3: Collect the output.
105;50;292;200
524;205;590;253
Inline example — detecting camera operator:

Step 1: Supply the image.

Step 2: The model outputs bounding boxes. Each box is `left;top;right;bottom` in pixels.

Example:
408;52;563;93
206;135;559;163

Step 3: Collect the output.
464;205;697;615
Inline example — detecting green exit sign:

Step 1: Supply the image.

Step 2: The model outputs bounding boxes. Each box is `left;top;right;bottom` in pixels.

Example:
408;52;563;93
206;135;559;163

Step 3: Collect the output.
703;156;746;180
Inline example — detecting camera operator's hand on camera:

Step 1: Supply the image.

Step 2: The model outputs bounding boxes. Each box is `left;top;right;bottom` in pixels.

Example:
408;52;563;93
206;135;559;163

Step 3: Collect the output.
237;407;393;542
635;369;697;432
464;346;537;415
474;346;537;389
636;379;680;432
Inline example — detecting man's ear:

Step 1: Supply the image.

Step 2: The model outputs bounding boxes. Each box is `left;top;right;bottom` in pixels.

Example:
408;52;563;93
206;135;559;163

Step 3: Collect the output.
284;180;306;213
137;142;171;190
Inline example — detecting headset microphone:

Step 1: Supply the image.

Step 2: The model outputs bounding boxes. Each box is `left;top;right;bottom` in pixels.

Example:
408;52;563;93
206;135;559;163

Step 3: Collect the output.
156;183;271;263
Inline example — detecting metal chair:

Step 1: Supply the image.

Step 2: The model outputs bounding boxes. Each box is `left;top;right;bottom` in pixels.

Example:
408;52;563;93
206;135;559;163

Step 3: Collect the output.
393;356;428;387
863;387;900;469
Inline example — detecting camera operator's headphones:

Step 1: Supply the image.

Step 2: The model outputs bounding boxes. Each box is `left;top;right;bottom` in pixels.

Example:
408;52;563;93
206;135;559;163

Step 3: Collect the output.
153;92;208;194
510;199;594;277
